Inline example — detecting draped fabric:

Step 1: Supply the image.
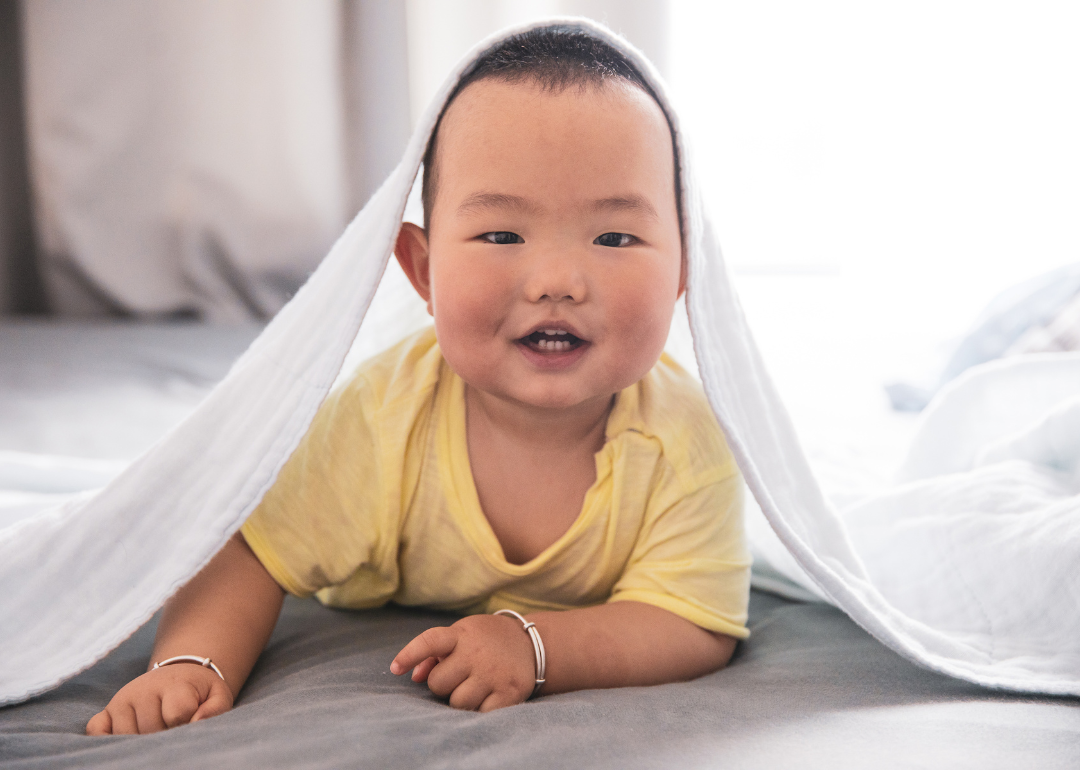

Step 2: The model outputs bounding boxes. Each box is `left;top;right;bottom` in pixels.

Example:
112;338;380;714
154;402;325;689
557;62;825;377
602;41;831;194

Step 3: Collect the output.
17;0;667;320
1;18;1078;707
21;0;351;320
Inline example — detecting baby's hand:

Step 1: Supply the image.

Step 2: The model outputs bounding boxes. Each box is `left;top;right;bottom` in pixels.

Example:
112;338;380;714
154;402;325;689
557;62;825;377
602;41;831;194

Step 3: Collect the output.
85;664;233;735
391;614;536;711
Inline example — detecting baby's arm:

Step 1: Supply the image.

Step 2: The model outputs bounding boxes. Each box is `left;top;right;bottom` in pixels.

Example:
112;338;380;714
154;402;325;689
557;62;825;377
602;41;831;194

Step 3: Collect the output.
391;601;735;711
86;532;284;735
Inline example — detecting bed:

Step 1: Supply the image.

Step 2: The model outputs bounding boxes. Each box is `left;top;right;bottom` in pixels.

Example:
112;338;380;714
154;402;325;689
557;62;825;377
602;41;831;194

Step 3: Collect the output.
2;276;1078;768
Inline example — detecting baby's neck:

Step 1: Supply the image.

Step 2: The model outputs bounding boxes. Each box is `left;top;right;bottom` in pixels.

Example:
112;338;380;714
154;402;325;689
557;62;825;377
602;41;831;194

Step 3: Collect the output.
464;386;613;452
464;386;614;565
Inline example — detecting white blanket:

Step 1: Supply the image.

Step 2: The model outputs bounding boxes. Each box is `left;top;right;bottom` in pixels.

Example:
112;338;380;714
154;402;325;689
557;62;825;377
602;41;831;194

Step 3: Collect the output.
2;18;1077;705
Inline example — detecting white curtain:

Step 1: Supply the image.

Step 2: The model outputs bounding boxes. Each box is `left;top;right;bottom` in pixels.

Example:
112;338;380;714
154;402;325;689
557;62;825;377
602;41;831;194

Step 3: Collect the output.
404;0;669;125
20;0;669;321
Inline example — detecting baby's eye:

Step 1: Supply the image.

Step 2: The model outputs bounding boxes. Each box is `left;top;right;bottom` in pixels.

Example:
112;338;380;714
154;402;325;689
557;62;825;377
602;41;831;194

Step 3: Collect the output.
593;232;635;248
481;231;524;245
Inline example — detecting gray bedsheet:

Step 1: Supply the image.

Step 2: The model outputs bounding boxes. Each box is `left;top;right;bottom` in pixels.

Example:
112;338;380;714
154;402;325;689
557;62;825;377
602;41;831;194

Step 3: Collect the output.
1;320;1078;768
2;591;1077;769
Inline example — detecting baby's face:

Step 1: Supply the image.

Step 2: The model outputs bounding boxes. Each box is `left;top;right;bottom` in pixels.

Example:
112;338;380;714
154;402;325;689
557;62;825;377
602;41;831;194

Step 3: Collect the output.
398;77;683;414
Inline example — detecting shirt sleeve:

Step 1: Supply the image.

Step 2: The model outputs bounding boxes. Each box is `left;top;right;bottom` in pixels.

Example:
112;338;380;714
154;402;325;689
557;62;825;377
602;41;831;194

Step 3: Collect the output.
240;376;388;598
607;466;751;638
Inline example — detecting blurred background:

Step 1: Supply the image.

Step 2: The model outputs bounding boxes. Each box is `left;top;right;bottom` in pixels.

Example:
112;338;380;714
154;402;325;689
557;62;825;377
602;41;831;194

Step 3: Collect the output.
1;1;1079;382
1;0;1079;506
0;0;673;321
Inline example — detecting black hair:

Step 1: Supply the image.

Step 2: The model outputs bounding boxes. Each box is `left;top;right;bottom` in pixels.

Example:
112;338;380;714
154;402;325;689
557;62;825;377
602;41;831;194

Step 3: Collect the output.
420;24;682;235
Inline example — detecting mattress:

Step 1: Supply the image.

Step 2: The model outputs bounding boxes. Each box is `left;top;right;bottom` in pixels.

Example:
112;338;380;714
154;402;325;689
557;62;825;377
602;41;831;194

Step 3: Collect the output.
6;591;1076;770
1;288;1077;768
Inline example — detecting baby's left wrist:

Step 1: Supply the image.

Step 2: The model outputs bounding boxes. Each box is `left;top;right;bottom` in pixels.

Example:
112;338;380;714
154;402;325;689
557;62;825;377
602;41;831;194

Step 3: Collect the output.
493;609;547;699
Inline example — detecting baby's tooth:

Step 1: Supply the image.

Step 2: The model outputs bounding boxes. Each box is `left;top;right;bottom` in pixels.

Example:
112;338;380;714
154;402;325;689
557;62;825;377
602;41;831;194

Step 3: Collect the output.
534;336;574;351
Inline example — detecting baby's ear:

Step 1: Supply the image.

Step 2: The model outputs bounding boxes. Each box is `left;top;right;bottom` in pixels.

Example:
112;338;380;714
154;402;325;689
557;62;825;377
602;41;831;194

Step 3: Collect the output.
394;222;433;314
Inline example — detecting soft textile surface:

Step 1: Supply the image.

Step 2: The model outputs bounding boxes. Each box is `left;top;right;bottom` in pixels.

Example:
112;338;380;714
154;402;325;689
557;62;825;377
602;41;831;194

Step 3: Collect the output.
0;321;260;460
0;321;260;529
2;311;1077;767
885;262;1080;411
23;0;349;320
1011;290;1080;354
2;17;1079;706
4;593;1077;770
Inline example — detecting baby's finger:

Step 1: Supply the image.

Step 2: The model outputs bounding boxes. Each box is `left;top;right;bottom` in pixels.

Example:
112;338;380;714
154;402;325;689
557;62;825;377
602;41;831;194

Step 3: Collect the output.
391;626;458;675
109;704;140;735
478;690;522;713
85;709;113;736
410;656;439;683
447;678;490;711
190;680;233;723
161;685;201;728
425;655;472;700
133;695;167;734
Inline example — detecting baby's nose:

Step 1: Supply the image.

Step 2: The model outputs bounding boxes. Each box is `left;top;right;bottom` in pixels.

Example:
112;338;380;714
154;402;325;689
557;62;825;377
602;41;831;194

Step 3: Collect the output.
523;251;588;303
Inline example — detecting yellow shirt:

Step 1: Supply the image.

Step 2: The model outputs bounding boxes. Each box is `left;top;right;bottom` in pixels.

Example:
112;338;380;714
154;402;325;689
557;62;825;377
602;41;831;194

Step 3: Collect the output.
242;328;751;638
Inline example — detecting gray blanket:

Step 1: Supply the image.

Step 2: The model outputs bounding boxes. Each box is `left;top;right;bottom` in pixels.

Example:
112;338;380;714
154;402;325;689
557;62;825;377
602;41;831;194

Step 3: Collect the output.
3;591;1076;769
2;322;1077;768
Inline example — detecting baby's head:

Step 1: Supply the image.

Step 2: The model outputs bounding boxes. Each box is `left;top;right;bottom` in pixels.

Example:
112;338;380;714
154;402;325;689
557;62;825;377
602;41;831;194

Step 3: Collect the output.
395;26;684;416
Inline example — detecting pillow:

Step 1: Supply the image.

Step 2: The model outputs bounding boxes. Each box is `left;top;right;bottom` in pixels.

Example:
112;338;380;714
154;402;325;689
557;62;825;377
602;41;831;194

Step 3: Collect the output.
885;262;1080;411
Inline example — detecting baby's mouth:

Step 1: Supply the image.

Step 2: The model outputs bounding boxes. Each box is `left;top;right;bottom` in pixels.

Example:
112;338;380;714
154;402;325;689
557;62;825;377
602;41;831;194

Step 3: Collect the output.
519;329;585;353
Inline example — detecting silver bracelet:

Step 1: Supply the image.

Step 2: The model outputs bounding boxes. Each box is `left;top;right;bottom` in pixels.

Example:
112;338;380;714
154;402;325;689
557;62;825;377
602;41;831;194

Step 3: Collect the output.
152;655;226;682
493;609;546;698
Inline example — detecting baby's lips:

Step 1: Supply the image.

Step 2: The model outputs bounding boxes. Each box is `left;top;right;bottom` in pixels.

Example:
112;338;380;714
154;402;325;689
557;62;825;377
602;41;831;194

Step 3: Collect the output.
519;320;587;341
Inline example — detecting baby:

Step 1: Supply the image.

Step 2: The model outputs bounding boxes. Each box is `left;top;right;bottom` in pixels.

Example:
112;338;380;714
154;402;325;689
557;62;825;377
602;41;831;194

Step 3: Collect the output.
87;25;750;734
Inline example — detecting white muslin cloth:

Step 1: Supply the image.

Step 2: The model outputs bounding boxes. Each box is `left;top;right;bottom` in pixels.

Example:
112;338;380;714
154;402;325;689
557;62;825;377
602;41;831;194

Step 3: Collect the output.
2;19;1078;705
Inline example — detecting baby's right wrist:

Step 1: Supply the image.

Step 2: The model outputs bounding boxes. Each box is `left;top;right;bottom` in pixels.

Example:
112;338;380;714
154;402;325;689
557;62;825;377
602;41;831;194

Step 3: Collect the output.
151;655;226;682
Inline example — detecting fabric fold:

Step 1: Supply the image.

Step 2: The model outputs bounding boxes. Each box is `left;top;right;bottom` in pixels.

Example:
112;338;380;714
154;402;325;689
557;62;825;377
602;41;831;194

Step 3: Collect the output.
2;17;1077;706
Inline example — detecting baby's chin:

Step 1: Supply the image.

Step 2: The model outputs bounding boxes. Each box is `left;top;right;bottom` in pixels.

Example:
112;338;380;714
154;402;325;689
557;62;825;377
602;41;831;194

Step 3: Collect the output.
463;373;630;417
510;388;616;414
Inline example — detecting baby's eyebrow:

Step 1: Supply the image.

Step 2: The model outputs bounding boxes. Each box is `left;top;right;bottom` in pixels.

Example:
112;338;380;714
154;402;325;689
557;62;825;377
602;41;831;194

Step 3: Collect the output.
457;192;537;216
456;192;660;221
590;195;659;222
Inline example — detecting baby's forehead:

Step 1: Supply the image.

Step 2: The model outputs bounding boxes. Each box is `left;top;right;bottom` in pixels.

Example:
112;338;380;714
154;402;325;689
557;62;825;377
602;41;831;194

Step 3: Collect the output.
438;77;675;169
423;75;681;231
446;74;662;128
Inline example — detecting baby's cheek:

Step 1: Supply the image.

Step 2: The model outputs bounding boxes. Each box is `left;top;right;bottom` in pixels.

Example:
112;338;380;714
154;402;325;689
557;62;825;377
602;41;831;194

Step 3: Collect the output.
602;299;669;389
432;275;514;374
458;285;513;340
616;279;673;347
434;265;499;331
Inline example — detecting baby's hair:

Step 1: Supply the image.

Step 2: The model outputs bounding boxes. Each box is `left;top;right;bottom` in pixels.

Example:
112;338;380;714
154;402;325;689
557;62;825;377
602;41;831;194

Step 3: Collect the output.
420;24;682;235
